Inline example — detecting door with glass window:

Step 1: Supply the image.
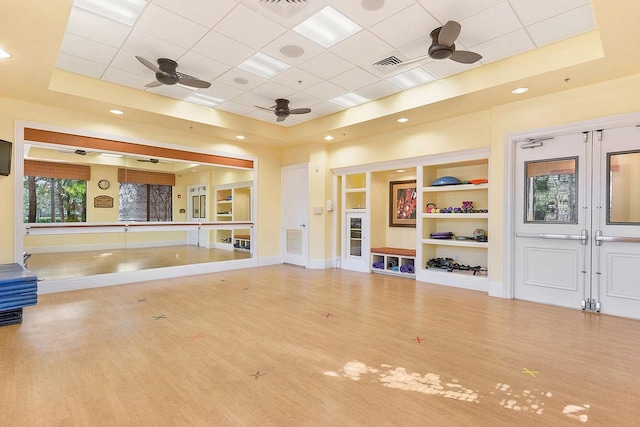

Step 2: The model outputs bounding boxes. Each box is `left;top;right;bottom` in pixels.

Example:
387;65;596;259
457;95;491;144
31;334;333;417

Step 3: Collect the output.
514;126;640;319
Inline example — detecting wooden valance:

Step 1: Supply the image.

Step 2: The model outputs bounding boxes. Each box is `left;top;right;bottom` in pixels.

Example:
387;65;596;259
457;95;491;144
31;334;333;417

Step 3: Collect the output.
118;168;175;186
24;160;91;181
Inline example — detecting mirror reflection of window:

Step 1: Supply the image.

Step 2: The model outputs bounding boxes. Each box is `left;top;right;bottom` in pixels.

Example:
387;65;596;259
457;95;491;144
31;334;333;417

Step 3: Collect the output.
525;157;578;223
609;151;640;224
22;143;255;281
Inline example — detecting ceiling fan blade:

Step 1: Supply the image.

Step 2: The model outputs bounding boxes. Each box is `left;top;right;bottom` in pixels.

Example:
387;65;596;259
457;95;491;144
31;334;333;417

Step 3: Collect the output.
397;54;431;66
176;72;211;89
450;50;482;64
254;105;274;112
276;116;286;122
136;56;161;73
438;20;461;46
145;81;163;88
289;108;311;114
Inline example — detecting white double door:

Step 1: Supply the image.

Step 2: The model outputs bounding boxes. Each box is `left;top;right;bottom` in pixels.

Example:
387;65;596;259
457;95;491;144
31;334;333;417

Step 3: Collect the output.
514;125;640;319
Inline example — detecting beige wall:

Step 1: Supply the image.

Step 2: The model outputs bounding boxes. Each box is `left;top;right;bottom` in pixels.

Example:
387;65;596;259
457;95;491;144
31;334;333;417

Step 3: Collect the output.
4;71;640;285
0;97;282;264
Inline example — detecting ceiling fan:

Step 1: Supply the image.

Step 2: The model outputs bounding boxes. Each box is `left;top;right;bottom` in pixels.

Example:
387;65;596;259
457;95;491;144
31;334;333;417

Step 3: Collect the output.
400;21;482;66
254;98;311;122
136;56;211;89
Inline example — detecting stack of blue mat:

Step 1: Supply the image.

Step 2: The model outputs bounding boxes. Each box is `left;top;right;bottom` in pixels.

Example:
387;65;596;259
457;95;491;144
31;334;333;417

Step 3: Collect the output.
399;264;415;274
0;263;38;326
372;262;385;269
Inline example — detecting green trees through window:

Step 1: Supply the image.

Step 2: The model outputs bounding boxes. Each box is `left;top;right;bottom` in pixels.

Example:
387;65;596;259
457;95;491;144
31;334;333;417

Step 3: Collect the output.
23;177;87;223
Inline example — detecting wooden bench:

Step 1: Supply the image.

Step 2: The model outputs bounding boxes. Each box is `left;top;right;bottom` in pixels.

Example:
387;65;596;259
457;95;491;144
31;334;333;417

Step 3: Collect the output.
370;247;416;277
233;234;251;251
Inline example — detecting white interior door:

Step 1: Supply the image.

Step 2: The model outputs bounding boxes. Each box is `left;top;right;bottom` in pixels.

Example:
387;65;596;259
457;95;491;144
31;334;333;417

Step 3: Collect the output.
282;164;309;267
513;126;640;319
187;185;207;247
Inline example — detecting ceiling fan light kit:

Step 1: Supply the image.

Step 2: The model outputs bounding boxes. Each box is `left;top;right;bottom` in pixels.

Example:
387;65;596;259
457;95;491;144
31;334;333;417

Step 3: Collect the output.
255;98;311;122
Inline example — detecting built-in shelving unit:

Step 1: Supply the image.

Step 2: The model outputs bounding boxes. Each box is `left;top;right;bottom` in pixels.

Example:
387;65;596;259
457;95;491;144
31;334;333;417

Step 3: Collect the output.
418;156;489;291
214;182;252;251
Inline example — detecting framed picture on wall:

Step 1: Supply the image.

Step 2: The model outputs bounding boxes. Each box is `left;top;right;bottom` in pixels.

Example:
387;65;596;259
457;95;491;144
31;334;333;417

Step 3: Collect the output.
389;180;417;227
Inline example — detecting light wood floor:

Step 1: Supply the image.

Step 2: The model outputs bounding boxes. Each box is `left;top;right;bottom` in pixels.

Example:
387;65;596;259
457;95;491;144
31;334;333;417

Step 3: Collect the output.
1;265;639;426
25;245;251;280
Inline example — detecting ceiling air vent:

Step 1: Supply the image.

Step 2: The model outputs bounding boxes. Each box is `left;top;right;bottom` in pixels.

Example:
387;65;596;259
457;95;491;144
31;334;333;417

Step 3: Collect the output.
371;54;406;75
259;0;308;17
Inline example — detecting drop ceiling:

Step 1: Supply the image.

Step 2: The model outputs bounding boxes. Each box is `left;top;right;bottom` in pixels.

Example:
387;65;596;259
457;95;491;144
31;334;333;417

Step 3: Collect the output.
55;0;596;127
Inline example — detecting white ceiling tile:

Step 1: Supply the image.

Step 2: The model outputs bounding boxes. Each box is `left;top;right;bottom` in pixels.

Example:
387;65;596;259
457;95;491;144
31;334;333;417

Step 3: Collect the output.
369;4;440;49
56;53;107;79
298;51;353;80
245;108;279;123
135;4;209;49
333;0;416;28
458;2;522;47
309;101;346;116
472;29;534;64
146;83;196;100
213;4;287;50
233;92;276;109
110;50;151;77
419;0;504;23
237;0;329;30
271;68;323;92
286;93;322;109
526;5;596;47
332;68;379;92
420;59;481;79
102;67;155;90
59;33;118;65
251;81;296;101
175;51;230;82
304;81;348;101
355;80;402;101
216;101;256;116
260;31;325;66
65;7;132;48
215;67;267;91
121;31;187;63
199;82;244;102
331;30;394;68
191;31;254;66
152;0;238;28
509;0;592;26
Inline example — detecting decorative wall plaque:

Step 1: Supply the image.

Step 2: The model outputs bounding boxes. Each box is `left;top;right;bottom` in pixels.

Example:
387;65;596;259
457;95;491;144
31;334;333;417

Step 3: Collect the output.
94;195;114;208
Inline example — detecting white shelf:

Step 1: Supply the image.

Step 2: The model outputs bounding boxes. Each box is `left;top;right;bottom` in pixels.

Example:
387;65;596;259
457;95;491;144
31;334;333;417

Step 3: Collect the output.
422;183;488;193
422;213;488;219
217;200;232;204
416;268;488;292
345;187;366;193
421;238;488;248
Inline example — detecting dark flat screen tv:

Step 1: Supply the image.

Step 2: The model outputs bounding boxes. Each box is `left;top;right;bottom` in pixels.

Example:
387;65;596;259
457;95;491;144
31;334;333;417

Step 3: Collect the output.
0;139;12;176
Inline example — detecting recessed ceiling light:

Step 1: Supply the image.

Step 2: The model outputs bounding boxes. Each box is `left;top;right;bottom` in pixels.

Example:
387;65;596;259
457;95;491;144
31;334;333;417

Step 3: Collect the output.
324;135;334;141
280;45;305;58
330;92;369;108
186;93;225;108
387;68;436;89
293;6;362;48
512;87;529;94
238;52;291;79
362;0;385;11
396;169;405;173
234;77;249;85
397;117;409;123
109;109;124;115
0;48;11;58
73;0;147;26
236;135;246;140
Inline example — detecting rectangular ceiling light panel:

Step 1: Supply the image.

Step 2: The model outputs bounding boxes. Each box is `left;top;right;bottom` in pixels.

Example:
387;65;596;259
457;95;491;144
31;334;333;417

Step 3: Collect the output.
237;52;291;79
330;92;369;108
386;68;436;89
293;6;362;48
186;93;226;108
73;0;147;26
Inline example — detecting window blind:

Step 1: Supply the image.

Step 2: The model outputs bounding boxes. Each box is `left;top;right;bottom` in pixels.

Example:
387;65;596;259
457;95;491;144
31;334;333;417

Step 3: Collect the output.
24;160;91;180
118;168;175;186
